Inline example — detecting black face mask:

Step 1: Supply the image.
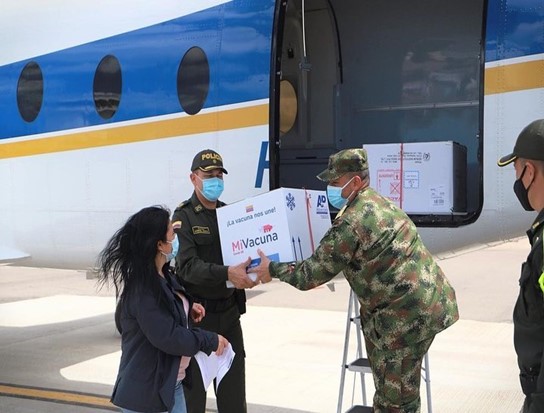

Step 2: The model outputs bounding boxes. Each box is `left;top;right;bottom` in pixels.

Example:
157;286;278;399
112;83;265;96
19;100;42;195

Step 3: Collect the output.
514;166;534;211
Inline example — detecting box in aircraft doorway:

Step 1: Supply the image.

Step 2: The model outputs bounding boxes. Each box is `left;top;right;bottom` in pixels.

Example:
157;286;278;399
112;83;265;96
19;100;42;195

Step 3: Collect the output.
364;141;467;214
217;188;332;282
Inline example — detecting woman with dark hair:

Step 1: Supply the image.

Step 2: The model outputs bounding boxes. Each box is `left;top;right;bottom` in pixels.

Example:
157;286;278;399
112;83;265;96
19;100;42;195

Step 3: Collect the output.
97;206;228;413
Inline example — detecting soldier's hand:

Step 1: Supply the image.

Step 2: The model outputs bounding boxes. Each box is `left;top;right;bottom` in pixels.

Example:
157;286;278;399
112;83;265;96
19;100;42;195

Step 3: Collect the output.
254;249;272;284
227;257;257;289
215;334;229;356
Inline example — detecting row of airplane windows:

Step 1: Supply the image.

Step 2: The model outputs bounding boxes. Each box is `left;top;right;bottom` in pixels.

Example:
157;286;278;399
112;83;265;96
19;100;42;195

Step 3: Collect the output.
16;47;210;123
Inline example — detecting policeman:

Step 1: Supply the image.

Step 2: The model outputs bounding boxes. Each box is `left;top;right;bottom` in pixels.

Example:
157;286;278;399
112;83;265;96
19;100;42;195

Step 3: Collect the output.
498;119;544;413
172;149;255;413
254;148;459;413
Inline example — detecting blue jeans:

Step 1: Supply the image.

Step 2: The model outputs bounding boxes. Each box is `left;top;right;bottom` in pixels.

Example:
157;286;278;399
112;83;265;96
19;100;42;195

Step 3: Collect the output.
121;381;187;413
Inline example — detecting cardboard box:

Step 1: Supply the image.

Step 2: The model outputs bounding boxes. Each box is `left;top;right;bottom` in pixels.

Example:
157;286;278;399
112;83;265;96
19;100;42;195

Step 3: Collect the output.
217;188;332;286
364;141;467;214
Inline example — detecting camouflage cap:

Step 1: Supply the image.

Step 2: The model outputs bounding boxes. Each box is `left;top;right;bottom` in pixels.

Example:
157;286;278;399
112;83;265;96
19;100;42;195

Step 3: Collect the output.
317;148;368;182
498;119;544;167
191;149;228;174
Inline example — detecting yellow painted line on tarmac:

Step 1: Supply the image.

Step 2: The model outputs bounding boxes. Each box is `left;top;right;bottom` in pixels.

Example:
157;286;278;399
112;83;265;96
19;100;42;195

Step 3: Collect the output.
0;383;116;411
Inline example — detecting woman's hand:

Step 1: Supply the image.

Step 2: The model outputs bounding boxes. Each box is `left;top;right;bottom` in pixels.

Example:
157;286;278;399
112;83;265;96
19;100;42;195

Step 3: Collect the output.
215;334;229;356
191;302;205;323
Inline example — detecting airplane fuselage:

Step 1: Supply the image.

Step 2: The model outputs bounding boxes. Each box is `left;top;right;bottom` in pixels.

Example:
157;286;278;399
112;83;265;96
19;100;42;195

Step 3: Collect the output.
0;0;543;268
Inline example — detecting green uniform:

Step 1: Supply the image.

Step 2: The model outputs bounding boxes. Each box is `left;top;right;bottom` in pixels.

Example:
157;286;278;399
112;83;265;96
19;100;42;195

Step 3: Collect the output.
173;192;246;413
270;187;459;413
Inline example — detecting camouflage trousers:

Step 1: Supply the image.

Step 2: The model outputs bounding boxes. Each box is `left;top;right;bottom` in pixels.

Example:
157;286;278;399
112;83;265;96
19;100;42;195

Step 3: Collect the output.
364;336;434;413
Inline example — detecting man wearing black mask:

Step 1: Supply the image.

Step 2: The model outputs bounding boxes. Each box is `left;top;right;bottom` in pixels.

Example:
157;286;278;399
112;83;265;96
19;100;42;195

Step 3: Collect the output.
498;119;544;413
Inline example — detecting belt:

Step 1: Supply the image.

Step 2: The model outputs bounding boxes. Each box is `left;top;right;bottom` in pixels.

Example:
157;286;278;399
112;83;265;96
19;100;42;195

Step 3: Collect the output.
194;294;236;313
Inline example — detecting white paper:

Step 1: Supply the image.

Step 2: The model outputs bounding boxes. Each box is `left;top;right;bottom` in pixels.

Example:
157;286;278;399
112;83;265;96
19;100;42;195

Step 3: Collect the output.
194;343;235;391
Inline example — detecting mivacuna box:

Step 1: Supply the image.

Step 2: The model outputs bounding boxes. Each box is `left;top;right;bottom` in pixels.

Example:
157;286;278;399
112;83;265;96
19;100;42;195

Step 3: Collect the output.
364;141;467;214
217;188;332;286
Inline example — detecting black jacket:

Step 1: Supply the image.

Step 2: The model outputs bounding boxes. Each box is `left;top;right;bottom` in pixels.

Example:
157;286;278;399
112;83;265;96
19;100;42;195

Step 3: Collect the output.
111;267;218;412
514;209;544;412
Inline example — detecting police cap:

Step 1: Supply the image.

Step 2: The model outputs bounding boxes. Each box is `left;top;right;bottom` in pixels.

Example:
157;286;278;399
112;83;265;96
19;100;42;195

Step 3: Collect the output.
498;119;544;167
317;148;368;182
191;149;228;174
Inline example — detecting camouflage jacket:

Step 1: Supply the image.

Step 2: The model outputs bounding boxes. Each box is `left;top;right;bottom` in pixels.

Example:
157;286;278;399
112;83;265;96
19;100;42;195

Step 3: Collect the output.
270;187;459;349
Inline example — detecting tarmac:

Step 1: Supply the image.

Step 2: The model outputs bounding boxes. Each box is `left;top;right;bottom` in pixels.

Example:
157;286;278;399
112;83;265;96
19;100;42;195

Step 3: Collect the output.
0;236;529;412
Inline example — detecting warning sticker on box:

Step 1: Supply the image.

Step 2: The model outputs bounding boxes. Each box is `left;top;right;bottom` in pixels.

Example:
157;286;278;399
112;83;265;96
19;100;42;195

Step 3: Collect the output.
377;169;402;205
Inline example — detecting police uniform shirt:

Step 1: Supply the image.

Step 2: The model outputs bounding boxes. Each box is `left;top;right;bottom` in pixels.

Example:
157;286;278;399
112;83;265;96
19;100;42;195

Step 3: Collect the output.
172;192;231;300
514;209;544;400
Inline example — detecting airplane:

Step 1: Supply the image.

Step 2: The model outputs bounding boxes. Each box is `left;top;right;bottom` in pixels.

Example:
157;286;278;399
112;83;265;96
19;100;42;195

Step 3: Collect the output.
0;0;543;270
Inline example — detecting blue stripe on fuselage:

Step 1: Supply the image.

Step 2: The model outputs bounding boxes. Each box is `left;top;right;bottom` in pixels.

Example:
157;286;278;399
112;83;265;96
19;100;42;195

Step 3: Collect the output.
485;0;544;62
0;0;275;139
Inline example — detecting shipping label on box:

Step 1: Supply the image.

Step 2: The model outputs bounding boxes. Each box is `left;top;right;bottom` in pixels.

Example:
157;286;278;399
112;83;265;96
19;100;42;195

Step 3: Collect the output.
364;141;466;214
217;188;332;285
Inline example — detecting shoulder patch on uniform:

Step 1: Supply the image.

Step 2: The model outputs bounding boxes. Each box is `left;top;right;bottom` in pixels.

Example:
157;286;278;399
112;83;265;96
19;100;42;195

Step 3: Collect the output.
192;226;210;235
176;200;190;210
172;220;182;229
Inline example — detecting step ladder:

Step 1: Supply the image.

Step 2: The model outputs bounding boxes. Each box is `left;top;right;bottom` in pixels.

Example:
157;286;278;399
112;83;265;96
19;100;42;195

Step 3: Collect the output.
337;290;433;413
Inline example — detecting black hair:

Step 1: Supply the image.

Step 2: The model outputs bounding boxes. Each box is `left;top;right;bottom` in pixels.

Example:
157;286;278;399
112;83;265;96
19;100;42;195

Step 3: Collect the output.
96;205;170;304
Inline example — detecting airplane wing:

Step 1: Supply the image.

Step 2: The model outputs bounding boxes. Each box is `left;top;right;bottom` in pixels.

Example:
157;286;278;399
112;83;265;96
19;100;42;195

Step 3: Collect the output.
0;245;29;263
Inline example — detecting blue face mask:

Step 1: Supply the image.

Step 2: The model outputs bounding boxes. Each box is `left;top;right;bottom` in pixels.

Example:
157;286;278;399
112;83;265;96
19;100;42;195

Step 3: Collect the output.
327;177;354;210
197;176;224;201
164;234;179;261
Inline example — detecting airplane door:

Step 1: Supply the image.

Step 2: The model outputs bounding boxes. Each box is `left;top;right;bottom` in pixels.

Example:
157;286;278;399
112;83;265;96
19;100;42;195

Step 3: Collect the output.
272;0;341;191
272;0;485;227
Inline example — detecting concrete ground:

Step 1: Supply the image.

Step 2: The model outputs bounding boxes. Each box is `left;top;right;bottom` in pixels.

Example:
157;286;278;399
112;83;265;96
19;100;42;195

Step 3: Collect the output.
0;236;528;412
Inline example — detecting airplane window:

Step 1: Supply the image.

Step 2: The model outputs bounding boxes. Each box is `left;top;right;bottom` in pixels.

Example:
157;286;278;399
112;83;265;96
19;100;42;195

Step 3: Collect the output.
17;61;43;123
177;47;209;115
93;55;122;120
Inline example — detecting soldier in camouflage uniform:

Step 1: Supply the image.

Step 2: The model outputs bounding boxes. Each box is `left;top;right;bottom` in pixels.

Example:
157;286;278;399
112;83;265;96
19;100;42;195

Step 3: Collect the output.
254;148;459;413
